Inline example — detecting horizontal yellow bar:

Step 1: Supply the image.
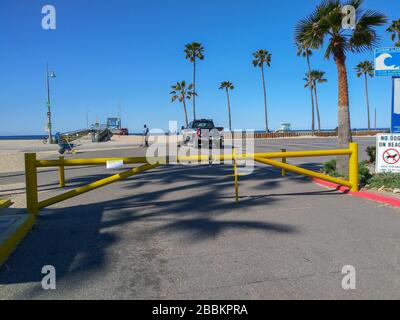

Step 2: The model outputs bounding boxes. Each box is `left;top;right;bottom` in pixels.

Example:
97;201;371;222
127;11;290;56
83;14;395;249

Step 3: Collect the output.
239;149;351;160
254;157;353;188
180;149;351;162
37;163;160;209
34;148;352;168
36;157;149;167
36;155;213;167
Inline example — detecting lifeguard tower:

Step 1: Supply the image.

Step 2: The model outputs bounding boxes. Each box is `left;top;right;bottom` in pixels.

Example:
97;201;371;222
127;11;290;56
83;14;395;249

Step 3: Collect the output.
275;123;291;133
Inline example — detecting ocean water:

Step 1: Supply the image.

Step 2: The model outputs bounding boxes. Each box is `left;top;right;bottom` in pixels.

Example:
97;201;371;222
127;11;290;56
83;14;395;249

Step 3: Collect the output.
0;128;389;141
0;135;45;140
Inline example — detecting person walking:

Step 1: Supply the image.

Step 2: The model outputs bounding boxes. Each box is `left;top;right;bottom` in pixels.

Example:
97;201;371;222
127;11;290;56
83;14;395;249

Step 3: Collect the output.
143;124;150;147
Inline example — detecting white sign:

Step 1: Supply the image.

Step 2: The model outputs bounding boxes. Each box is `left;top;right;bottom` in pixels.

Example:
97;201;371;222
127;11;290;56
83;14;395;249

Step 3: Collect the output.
376;134;400;173
106;160;124;169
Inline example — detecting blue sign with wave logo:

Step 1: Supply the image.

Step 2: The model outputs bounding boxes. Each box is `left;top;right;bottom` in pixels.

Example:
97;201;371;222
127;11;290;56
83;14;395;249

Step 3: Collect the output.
375;48;400;77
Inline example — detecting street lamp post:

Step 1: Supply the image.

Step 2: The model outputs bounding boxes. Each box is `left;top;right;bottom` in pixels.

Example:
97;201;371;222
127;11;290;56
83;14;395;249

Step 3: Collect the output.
46;63;56;144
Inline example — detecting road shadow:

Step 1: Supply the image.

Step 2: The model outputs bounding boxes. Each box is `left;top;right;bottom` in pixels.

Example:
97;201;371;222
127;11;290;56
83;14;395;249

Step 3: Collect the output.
0;162;341;292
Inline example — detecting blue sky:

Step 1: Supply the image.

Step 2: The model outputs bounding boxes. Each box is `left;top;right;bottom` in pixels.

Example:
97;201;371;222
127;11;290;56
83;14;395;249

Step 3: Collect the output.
1;0;399;135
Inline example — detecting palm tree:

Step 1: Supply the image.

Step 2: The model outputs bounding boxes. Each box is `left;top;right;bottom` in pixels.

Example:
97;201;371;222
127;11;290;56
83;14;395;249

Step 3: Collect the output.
170;81;195;128
303;72;315;133
219;81;235;132
310;70;327;132
355;61;374;131
297;44;316;133
387;19;400;47
252;49;272;132
295;0;387;174
184;42;205;121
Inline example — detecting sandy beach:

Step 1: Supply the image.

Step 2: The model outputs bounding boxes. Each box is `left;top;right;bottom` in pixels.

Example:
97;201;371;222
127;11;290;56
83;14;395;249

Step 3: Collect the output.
0;135;143;209
0;135;146;174
0;134;184;209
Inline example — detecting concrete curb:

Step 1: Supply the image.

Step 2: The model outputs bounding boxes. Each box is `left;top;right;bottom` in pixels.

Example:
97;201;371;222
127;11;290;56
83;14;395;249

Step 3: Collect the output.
312;178;400;208
0;214;36;266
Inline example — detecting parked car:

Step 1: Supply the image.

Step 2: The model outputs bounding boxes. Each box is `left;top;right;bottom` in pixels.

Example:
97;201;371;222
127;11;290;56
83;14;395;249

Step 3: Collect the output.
110;128;129;135
182;119;224;149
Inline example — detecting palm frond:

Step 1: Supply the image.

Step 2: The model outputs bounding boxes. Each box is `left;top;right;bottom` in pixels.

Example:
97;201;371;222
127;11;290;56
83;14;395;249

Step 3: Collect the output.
386;19;400;46
219;81;235;90
295;0;386;60
355;60;374;78
184;42;205;62
252;50;272;68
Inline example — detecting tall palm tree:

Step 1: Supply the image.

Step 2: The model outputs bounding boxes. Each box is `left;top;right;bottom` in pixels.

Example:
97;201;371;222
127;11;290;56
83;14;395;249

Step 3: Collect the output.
387;19;400;47
170;81;195;128
184;42;205;121
252;49;272;132
303;72;315;133
297;44;316;133
355;61;374;131
219;81;235;132
311;70;327;132
295;0;387;174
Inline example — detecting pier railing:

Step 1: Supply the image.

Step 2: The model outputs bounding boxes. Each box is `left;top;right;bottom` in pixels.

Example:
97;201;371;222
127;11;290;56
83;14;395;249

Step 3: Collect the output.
223;130;388;140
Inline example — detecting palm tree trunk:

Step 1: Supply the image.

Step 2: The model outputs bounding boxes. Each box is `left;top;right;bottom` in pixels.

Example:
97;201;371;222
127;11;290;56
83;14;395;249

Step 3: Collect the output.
192;58;197;121
261;66;269;132
364;73;371;131
306;53;315;134
334;53;352;176
313;82;321;132
226;89;232;132
311;92;315;133
183;99;189;128
306;53;311;71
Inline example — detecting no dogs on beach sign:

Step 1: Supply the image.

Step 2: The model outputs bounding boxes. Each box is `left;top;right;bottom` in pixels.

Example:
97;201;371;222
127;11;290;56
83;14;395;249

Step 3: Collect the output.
376;134;400;173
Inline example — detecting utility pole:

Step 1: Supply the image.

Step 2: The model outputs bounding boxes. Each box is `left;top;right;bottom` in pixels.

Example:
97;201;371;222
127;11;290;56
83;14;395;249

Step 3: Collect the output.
46;63;56;144
117;104;122;129
374;107;377;129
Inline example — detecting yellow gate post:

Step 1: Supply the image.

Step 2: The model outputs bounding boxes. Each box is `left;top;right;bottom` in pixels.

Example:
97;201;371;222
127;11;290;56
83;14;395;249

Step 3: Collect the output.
25;153;38;215
233;148;239;203
59;156;65;188
349;142;359;192
281;148;287;177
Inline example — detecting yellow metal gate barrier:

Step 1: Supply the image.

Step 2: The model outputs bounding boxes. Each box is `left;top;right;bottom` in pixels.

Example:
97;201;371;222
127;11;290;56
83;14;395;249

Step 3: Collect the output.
25;143;359;214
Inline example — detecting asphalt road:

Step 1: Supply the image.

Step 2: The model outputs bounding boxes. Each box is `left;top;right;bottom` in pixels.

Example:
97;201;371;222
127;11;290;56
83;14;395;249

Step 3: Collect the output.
2;137;400;299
